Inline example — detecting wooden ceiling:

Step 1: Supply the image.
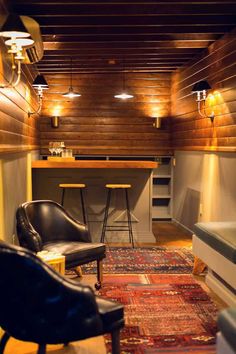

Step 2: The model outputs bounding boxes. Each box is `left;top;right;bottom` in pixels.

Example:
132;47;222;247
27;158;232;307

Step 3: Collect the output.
9;0;236;74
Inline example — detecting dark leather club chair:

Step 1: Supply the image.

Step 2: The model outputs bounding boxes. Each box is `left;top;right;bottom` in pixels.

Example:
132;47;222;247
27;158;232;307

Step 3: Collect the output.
16;200;106;289
0;242;124;354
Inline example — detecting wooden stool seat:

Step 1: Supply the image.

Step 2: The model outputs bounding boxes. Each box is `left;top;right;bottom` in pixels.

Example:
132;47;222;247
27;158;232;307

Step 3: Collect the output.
101;184;134;247
59;183;86;188
106;184;131;189
59;183;87;224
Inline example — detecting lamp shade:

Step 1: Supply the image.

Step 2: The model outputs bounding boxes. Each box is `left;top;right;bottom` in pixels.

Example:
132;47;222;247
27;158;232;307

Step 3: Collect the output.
114;92;134;99
0;13;30;38
62;86;81;98
32;75;49;89
192;80;211;92
5;37;34;48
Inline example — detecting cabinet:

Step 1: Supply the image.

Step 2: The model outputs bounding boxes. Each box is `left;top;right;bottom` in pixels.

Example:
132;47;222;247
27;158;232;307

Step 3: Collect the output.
152;156;173;221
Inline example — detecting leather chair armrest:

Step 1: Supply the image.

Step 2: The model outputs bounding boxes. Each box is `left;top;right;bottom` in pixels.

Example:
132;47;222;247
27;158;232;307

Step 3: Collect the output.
16;208;43;252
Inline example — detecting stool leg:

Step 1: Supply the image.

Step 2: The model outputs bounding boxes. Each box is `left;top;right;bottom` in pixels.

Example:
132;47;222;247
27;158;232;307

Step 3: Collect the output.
37;344;46;354
100;189;111;243
80;188;87;225
61;188;65;206
125;189;134;248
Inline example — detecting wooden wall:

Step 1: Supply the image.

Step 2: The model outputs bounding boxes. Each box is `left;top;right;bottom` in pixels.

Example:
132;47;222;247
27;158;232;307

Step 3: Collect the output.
171;27;236;152
0;3;40;155
0;42;39;153
40;72;172;156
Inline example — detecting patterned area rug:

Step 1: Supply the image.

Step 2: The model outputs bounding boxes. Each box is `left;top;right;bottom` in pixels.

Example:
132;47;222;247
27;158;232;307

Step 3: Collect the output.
100;274;219;354
80;247;194;274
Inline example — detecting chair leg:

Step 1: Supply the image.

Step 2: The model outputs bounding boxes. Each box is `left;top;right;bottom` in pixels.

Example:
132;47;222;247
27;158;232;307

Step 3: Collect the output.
111;329;121;354
125;189;134;248
100;189;111;243
95;259;103;290
0;332;10;354
37;344;46;354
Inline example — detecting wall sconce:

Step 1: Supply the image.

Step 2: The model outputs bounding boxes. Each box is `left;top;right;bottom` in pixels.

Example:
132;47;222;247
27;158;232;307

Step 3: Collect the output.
0;14;34;88
51;116;60;128
153;117;161;128
191;80;215;122
28;74;49;116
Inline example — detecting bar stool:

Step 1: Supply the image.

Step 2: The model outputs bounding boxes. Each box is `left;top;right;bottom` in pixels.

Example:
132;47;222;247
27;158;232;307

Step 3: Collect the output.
59;184;87;225
100;184;134;247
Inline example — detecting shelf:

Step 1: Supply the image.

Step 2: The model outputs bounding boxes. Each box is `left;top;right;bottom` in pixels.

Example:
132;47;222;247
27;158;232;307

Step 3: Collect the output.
153;174;171;178
152;156;173;221
152;207;171;219
153;195;171;199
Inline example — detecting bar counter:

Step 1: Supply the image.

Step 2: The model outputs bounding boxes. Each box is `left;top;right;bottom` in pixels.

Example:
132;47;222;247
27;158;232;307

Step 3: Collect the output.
32;160;157;169
32;159;158;243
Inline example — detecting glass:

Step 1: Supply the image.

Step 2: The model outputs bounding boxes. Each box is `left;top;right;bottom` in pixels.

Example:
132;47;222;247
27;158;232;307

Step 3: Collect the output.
62;148;73;158
48;142;65;156
49;142;55;155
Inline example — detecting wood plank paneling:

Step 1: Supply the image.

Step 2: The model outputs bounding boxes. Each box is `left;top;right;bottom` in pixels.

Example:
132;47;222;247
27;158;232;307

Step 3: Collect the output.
40;72;172;156
0;26;40;154
171;27;236;152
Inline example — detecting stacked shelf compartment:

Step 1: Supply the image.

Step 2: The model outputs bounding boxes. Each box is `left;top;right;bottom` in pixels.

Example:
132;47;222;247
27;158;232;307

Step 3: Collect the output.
152;156;173;221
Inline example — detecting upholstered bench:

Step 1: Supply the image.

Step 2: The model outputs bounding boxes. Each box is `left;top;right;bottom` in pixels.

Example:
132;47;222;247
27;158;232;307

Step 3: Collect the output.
193;222;236;306
217;307;236;354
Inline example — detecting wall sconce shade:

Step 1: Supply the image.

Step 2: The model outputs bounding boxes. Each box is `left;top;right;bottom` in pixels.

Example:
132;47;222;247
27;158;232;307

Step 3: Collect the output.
192;80;211;93
0;13;38;89
28;74;49;116
191;80;214;122
0;13;30;38
32;74;49;90
51;116;60;128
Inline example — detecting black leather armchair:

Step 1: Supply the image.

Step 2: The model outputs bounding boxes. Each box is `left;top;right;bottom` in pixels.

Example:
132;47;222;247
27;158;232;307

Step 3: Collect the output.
0;242;124;354
16;200;106;289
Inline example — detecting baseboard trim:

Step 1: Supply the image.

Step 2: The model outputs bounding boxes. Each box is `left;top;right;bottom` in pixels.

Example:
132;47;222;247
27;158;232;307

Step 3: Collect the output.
172;218;193;234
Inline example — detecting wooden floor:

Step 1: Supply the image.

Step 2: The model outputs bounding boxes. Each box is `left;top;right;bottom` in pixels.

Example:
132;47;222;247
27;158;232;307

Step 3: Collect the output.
2;222;221;354
153;221;192;247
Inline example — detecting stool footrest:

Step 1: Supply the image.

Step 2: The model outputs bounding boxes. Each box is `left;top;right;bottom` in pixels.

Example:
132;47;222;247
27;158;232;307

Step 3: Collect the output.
100;186;134;247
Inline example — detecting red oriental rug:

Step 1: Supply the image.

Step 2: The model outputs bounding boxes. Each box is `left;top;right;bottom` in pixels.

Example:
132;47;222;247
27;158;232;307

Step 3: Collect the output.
81;247;194;274
100;274;219;354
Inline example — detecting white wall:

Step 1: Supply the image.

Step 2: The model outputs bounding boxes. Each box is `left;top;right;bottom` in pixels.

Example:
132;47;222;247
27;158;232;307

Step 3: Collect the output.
0;151;39;243
173;151;236;231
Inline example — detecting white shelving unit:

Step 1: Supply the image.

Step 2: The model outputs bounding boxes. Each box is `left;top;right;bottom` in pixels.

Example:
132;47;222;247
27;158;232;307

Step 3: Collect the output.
152;156;173;221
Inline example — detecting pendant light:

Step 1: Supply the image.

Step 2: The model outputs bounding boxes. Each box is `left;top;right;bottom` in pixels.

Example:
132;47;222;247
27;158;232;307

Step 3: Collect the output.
62;58;81;98
114;58;133;100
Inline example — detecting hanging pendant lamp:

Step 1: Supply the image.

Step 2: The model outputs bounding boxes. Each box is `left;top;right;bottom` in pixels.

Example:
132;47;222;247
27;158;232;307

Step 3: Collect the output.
114;59;133;100
62;58;81;98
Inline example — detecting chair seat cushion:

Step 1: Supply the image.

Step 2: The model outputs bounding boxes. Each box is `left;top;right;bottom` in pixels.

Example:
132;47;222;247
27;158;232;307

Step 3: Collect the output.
218;308;236;352
193;222;236;263
96;296;124;332
43;242;106;268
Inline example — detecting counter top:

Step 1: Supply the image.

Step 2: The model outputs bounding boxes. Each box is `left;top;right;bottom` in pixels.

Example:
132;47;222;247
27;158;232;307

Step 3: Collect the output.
32;160;158;169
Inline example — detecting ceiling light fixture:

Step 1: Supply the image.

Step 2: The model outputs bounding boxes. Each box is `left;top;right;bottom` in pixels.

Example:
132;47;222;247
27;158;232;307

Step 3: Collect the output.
191;80;215;122
0;13;35;88
28;74;49;116
114;59;133;100
62;58;81;98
